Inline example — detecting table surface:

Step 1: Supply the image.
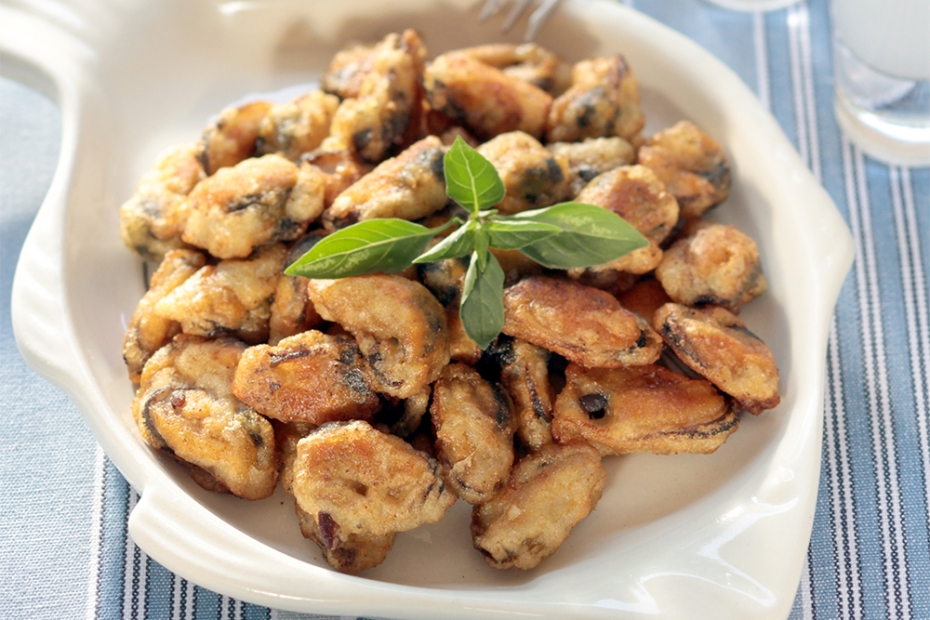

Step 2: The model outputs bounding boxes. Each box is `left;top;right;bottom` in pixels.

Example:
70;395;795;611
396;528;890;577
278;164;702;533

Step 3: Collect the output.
2;0;928;618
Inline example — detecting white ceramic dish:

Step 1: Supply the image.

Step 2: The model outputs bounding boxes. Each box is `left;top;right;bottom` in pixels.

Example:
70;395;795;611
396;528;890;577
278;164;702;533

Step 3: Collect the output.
4;0;853;618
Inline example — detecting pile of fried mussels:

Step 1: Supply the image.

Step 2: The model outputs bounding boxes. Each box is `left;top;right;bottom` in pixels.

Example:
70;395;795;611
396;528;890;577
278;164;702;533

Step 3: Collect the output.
120;30;779;574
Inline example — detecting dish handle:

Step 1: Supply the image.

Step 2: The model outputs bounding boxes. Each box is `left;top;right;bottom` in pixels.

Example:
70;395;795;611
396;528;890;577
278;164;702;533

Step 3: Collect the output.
2;6;102;391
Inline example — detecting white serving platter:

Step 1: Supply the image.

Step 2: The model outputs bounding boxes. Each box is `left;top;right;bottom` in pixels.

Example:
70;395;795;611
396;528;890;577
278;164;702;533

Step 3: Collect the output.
3;0;854;618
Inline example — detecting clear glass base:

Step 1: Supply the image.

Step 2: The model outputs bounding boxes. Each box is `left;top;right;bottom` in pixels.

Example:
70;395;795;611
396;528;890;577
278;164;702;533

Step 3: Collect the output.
834;38;930;166
702;0;801;11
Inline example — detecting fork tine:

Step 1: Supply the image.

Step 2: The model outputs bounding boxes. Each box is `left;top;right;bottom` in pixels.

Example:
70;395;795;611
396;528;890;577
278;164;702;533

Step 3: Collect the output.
524;0;561;40
502;0;536;31
479;0;506;21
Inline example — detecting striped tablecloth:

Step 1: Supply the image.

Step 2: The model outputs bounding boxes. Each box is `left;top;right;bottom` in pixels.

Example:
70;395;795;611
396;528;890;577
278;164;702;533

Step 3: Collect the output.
2;0;927;618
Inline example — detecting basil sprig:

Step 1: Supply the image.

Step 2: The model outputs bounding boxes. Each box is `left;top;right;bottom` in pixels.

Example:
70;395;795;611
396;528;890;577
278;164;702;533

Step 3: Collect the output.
285;137;648;349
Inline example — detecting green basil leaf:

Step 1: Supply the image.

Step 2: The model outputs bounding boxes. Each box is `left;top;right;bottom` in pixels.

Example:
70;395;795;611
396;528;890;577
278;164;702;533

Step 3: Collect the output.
413;221;475;263
285;218;439;278
486;219;561;250
512;202;649;269
459;249;505;350
443;136;505;215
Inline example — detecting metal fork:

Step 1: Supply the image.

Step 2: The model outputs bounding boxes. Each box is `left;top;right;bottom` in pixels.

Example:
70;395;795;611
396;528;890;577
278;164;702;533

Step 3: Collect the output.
479;0;563;41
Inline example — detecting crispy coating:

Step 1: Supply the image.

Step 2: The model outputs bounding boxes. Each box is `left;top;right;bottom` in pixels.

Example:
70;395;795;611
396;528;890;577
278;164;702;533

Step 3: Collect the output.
268;234;325;345
306;275;450;399
655;222;767;311
323;30;426;163
476;131;569;214
277;420;397;573
132;335;277;500
448;43;571;95
445;305;483;364
197;101;272;175
275;420;316;495
615;277;672;320
267;272;322;345
497;337;555;452
123;249;207;384
430;364;514;505
416;258;483;363
545;55;644;145
292;420;457;538
299;149;373;207
321;42;378;100
376;385;432;438
295;503;396;574
567;164;678;283
182;154;325;259
417;256;467;307
490;248;545;285
502;276;662;368
154;243;287;345
575;165;679;245
551;363;738;455
547;137;635;197
637;121;731;218
471;442;606;570
256;90;340;161
322;136;447;230
654;303;780;414
423;49;552;141
232;330;381;425
119;143;205;261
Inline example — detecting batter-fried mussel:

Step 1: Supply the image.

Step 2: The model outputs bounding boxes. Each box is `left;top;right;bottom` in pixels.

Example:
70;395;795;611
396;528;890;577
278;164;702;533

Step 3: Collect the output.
268;233;326;345
547;137;635;198
654;303;780;414
119;143;205;261
256;90;340;161
123;248;206;384
154;243;287;345
655;222;767;312
323;29;426;163
197;100;272;175
232;330;380;426
637;120;731;219
545;55;645;145
494;337;555;452
502;276;662;368
322;136;448;230
430;363;514;505
551;363;738;455
132;335;277;500
471;442;606;570
476;131;569;214
567;164;679;284
306;274;450;399
182;154;326;259
423;46;553;141
291;420;456;572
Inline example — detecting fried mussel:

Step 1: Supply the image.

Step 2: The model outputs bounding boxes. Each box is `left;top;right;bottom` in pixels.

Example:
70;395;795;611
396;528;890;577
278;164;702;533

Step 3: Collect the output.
118;31;780;576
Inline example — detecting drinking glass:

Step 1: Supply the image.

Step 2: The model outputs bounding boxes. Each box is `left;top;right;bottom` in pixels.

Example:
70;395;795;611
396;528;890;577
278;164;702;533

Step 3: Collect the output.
832;0;930;166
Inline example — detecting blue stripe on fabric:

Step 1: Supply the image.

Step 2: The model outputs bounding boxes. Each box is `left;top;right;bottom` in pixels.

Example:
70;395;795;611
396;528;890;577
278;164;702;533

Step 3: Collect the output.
764;8;798;151
145;557;175;620
915;169;930;284
842;155;893;620
98;458;131;620
243;601;272;620
866;156;930;619
195;586;221;619
873;161;930;617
